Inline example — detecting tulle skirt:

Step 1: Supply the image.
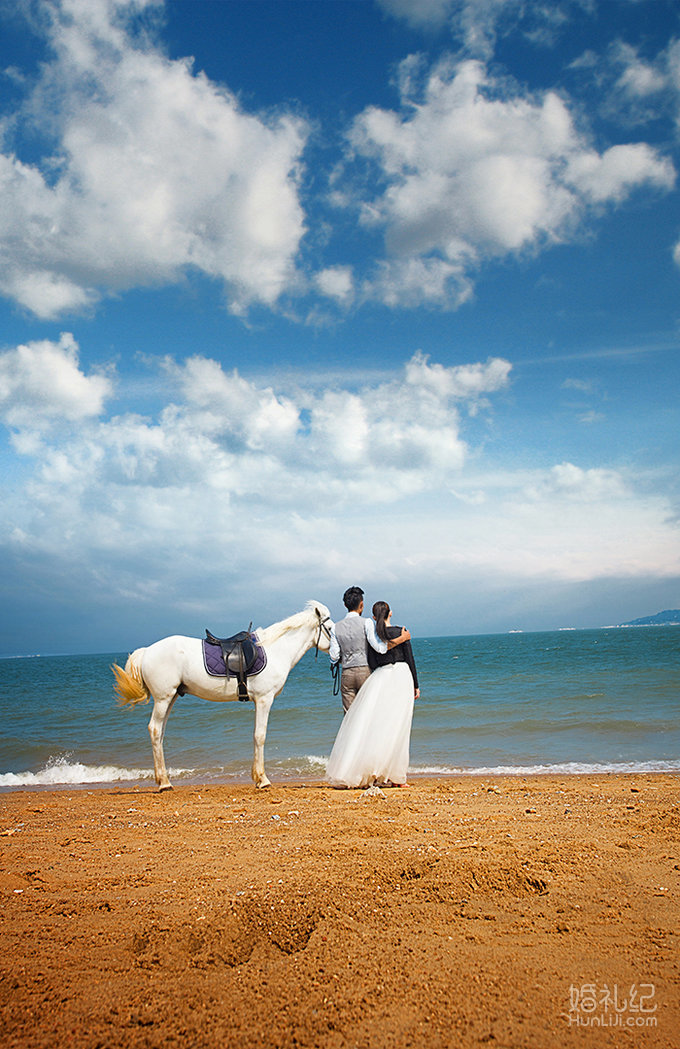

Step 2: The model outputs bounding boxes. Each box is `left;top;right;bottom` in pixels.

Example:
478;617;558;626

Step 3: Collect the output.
325;663;414;788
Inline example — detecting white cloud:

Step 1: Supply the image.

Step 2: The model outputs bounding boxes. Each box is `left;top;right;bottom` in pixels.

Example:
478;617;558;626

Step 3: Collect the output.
171;356;301;451
406;351;511;399
566;143;674;203
0;339;513;593
345;57;675;307
0;333;112;429
614;43;668;98
1;335;677;646
607;38;680;110
408;461;677;585
448;0;525;58
527;461;628;502
362;256;474;309
2;1;674;324
2;336;676;621
315;266;355;304
589;37;680;134
0;0;308;318
594;37;680;264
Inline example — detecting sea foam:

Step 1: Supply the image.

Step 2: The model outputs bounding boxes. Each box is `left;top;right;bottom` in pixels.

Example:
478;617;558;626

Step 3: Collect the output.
409;759;680;776
0;755;193;788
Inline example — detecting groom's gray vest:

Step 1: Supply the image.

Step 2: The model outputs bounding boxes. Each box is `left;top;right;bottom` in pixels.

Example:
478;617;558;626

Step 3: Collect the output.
334;616;368;668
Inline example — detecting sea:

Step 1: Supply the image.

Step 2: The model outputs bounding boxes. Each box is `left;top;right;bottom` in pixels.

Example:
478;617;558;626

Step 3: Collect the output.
1;627;678;790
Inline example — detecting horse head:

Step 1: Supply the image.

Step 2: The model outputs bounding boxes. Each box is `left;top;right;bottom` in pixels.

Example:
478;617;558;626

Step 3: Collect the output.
306;599;333;653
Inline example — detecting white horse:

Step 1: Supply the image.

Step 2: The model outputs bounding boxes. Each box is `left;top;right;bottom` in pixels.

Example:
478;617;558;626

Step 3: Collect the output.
112;600;333;790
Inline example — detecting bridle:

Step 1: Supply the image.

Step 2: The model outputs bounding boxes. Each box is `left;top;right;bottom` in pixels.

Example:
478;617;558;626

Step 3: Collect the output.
314;609;333;658
314;610;341;695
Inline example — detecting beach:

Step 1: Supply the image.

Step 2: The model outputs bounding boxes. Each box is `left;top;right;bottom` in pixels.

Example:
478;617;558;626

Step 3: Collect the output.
1;774;677;1048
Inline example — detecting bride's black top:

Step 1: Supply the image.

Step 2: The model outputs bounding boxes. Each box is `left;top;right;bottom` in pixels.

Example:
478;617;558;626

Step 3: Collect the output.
367;624;419;690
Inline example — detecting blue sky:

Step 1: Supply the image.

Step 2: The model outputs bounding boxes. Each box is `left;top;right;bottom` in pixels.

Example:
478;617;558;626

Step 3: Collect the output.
1;0;678;655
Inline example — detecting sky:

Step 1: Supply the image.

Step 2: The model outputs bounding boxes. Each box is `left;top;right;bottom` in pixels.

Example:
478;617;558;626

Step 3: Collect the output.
0;0;679;655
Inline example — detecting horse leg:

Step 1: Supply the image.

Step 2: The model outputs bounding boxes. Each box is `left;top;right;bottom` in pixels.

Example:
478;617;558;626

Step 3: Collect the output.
148;693;177;791
251;692;275;789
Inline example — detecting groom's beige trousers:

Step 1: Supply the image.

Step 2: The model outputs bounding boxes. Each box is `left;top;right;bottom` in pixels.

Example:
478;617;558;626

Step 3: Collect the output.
340;666;371;714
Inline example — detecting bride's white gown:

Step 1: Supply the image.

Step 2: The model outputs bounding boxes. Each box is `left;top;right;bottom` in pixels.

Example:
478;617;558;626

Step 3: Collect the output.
325;663;414;788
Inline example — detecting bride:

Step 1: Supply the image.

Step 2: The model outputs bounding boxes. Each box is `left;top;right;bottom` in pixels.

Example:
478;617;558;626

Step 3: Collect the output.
326;600;419;789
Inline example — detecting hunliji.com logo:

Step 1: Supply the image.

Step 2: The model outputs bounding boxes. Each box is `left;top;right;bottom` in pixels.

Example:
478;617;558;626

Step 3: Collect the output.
566;984;658;1028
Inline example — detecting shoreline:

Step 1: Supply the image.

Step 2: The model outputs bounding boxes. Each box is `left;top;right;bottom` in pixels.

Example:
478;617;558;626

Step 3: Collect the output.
2;763;679;794
1;773;678;1047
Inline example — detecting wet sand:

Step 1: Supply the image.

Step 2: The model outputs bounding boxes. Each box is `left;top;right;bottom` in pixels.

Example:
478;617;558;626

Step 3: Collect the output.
1;774;678;1048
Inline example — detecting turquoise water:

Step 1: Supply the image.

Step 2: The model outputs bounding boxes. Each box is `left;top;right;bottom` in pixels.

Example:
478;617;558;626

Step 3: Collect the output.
0;627;678;789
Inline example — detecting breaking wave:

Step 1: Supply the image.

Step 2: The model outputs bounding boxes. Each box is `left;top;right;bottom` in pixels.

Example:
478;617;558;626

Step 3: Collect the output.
0;755;193;788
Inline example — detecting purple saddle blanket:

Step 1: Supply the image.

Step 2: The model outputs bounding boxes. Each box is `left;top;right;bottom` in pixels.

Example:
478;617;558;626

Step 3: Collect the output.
202;635;267;678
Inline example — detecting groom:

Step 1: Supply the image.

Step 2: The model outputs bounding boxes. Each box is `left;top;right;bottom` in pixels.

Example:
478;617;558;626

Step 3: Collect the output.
329;585;410;713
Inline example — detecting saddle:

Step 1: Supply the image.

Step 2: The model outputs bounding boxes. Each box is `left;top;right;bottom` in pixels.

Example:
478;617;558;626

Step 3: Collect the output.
204;625;263;701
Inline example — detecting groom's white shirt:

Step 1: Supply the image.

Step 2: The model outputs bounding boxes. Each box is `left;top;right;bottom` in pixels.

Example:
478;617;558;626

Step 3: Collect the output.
329;610;388;665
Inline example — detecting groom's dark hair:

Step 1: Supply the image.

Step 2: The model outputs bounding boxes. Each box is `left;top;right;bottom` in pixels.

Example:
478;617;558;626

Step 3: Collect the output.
343;586;364;612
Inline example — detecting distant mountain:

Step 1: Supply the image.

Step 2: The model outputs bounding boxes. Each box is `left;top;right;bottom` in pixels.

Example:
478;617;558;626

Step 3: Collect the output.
619;609;680;627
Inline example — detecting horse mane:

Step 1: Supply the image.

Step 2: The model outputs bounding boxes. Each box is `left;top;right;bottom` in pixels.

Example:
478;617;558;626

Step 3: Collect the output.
258;600;330;646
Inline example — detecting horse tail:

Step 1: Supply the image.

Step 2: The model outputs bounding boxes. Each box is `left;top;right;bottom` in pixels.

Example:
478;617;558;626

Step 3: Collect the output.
112;648;150;707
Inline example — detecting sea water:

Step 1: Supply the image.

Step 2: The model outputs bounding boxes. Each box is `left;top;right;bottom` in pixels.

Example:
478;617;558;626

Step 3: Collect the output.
0;627;678;789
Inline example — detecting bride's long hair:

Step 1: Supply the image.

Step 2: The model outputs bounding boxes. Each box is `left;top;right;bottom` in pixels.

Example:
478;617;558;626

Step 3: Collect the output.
372;601;391;643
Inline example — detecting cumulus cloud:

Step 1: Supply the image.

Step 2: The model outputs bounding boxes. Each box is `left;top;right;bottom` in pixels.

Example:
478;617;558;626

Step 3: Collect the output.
1;332;677;649
343;56;675;307
0;0;308;318
315;266;355;304
1;337;512;581
406;351;510;399
0;332;112;429
163;346;512;494
2;334;677;628
591;36;680;267
1;1;675;322
361;256;474;310
566;143;674;203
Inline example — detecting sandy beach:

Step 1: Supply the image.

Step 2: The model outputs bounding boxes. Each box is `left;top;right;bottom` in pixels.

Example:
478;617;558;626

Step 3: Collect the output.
1;774;678;1048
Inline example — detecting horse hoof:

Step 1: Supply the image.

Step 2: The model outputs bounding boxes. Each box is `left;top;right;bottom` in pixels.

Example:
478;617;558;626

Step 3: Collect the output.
159;783;174;792
255;779;271;789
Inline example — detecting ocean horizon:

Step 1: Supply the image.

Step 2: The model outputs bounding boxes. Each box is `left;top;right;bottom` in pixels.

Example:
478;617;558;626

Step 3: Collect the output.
1;626;678;790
